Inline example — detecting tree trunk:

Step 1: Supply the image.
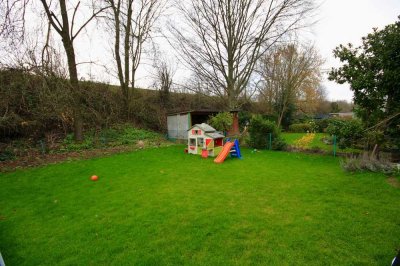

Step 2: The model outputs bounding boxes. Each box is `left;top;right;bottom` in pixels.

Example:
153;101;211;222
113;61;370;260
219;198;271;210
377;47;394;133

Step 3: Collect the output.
59;0;83;141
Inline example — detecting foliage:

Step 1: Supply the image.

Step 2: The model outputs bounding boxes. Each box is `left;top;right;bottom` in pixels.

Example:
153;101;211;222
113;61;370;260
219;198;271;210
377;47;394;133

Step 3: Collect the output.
0;68;224;141
0;69;124;139
61;124;162;152
208;112;233;132
341;153;398;175
282;132;363;154
258;43;324;128
271;137;287;151
330;102;341;113
248;115;285;150
314;118;331;133
238;111;252;131
294;133;315;149
0;149;15;161
326;119;364;149
289;123;312;133
329;17;400;147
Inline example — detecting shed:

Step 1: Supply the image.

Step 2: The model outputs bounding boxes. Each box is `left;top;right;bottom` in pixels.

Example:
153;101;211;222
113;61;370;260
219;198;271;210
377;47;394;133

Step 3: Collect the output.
167;109;239;140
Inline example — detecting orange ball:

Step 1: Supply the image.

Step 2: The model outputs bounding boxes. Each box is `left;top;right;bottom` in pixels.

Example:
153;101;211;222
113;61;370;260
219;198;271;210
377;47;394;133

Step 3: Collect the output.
91;175;99;181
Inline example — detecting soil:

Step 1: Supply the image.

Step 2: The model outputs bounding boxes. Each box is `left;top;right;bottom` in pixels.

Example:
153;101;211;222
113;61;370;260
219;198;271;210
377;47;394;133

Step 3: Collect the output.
387;176;400;188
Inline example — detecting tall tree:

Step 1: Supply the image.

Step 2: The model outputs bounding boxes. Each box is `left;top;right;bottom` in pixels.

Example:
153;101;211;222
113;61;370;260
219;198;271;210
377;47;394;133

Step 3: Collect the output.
39;0;108;140
329;17;400;145
105;0;163;117
257;43;323;127
170;0;314;110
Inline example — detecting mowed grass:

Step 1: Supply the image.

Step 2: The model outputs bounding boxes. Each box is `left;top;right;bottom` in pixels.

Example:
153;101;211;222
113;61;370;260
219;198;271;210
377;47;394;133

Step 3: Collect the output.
1;146;399;265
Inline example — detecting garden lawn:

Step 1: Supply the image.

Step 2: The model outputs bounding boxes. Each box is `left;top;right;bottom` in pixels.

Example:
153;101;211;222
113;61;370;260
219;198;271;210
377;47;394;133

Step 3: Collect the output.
1;146;399;265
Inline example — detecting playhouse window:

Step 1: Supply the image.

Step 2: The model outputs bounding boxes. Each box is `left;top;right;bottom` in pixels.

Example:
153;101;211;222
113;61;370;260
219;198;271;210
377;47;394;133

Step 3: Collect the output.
192;129;202;135
189;138;196;146
215;138;223;146
197;137;204;147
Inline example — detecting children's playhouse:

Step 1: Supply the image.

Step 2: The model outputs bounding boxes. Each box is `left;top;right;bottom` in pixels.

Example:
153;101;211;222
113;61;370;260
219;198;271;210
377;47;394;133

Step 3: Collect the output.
187;123;225;157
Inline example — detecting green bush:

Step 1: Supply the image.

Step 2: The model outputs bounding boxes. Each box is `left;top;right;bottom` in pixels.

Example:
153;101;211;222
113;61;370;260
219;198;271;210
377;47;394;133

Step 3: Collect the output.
314;118;331;132
288;123;312;133
60;125;162;152
326;119;364;149
208;112;233;132
238;111;252;131
248;115;286;150
0;149;15;161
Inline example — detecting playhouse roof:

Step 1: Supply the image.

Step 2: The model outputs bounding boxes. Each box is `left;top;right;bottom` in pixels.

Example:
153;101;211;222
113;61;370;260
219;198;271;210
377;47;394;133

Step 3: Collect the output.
189;123;217;133
206;132;225;139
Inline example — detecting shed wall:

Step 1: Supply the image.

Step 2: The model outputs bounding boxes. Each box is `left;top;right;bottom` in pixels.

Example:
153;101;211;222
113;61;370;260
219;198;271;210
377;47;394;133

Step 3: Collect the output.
167;113;190;139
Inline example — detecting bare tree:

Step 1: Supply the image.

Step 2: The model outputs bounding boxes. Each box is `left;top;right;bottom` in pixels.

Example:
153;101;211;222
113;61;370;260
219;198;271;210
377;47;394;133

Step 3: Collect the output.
105;0;164;116
0;0;28;41
169;0;314;110
38;0;109;140
153;59;175;109
257;43;323;127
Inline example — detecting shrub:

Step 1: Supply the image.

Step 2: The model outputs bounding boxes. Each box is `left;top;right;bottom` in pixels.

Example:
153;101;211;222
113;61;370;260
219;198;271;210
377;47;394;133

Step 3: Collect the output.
314;118;331;132
60;125;162;152
272;137;287;151
341;153;398;175
248;115;285;150
208;112;233;132
326;119;364;149
289;123;312;133
0;149;15;161
238;111;252;131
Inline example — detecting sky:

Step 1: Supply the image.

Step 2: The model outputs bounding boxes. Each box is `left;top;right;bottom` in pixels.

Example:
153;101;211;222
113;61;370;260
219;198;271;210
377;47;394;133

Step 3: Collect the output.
312;0;400;101
5;0;400;103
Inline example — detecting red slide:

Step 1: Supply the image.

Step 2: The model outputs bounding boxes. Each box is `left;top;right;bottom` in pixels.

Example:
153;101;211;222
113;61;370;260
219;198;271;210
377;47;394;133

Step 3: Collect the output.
214;142;235;164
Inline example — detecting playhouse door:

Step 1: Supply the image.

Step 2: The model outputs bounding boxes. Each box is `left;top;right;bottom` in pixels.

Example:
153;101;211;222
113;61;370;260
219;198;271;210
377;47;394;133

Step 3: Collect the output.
206;139;213;148
189;138;197;154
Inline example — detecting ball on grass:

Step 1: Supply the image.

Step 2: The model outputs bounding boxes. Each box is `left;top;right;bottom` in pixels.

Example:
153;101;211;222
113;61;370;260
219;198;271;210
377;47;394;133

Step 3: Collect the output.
91;175;99;181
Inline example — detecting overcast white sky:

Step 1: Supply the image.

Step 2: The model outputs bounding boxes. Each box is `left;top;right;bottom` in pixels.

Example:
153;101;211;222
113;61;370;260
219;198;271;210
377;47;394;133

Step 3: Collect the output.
313;0;400;101
10;0;400;102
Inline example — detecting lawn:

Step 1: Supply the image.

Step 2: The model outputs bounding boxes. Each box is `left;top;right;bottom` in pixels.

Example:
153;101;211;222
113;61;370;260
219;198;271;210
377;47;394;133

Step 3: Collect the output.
1;146;399;265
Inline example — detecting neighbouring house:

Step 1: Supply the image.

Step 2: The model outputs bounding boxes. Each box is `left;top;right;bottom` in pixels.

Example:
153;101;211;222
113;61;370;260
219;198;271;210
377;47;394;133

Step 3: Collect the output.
167;109;240;140
329;112;355;119
187;123;225;157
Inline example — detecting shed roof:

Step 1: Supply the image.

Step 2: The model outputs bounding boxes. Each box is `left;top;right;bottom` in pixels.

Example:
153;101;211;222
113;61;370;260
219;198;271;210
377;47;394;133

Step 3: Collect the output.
167;109;240;116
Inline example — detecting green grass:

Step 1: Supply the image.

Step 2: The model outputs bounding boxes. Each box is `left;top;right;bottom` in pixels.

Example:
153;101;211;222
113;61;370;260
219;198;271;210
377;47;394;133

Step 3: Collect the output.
282;133;361;153
1;146;399;265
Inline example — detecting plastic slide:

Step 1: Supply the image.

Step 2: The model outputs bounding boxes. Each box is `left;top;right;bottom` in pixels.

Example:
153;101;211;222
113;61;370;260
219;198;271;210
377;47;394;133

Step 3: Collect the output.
214;141;235;164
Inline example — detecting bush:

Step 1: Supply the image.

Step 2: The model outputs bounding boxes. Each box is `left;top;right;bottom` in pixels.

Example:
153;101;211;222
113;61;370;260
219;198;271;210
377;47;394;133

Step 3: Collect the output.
248;115;286;150
0;149;15;161
208;112;233;132
289;123;312;133
314;118;331;132
238;111;252;131
326;119;364;149
341;153;398;175
60;124;162;152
